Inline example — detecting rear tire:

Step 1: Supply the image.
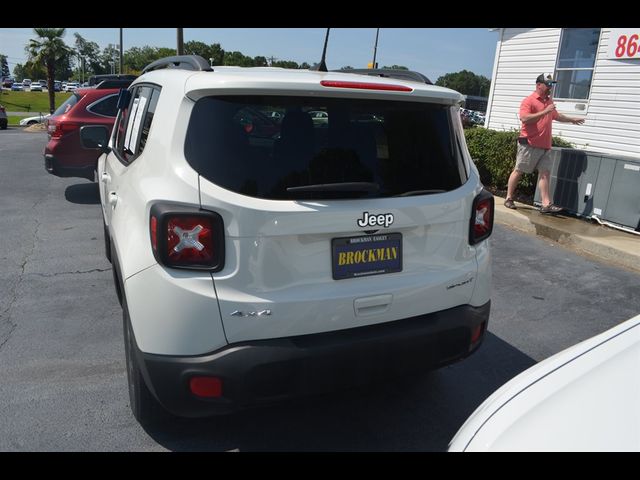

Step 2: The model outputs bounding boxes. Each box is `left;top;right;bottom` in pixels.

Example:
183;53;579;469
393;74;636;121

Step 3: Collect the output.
123;300;164;428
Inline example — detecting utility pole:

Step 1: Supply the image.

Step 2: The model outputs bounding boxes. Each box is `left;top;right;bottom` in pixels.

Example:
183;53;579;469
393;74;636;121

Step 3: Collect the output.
177;28;184;55
119;28;124;74
371;28;380;69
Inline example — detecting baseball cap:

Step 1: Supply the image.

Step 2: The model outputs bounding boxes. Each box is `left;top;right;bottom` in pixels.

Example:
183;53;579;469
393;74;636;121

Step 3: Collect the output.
536;73;557;86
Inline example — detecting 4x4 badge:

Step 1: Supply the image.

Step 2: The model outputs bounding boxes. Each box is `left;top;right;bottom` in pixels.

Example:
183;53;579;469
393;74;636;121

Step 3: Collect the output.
357;212;394;228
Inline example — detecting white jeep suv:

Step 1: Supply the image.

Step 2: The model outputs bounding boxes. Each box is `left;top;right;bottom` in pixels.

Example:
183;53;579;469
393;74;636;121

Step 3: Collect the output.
81;56;493;426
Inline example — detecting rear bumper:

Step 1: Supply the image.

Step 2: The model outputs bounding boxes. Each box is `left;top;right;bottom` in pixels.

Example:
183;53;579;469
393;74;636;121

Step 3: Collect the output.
138;302;490;418
44;154;95;180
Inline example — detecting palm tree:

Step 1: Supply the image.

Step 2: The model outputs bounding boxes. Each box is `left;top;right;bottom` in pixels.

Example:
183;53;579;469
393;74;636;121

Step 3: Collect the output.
27;28;72;114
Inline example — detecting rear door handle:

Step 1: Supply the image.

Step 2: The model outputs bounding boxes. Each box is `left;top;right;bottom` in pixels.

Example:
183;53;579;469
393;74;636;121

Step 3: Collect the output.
108;191;118;206
354;294;393;316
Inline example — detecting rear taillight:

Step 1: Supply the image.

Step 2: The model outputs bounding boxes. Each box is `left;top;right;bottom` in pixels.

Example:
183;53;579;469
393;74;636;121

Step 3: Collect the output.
469;189;494;245
150;204;224;271
50;121;80;138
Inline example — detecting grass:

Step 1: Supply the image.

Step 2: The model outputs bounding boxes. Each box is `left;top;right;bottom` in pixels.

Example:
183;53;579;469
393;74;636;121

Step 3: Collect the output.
7;116;24;126
0;90;72;113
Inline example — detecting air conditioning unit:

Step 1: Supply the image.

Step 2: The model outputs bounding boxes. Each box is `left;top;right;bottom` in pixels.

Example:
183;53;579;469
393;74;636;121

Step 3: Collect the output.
535;148;640;232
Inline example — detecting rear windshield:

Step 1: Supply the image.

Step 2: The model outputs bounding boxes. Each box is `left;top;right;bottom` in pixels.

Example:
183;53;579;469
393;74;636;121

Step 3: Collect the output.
185;96;468;200
52;93;80;117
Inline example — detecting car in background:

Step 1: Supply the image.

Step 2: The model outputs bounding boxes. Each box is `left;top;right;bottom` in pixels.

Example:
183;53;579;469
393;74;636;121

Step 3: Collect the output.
20;113;50;126
0;105;7;129
11;83;24;91
30;83;43;92
2;77;15;88
64;82;79;92
45;79;134;180
38;79;47;87
53;81;62;92
449;313;640;452
309;110;329;125
22;78;32;87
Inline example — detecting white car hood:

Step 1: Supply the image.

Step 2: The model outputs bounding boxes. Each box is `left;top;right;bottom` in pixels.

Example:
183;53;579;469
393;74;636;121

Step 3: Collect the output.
449;314;640;452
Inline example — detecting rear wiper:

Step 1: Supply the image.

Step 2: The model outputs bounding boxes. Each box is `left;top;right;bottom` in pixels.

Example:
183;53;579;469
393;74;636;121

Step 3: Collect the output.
287;182;380;193
394;189;446;197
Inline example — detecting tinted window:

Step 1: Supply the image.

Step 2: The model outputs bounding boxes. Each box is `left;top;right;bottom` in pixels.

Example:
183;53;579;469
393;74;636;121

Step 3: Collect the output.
114;85;159;163
138;88;159;154
52;93;80;116
88;94;118;117
185;96;467;200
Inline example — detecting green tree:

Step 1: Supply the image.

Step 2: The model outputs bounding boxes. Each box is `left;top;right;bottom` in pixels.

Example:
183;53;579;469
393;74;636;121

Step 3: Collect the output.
22;60;46;79
1;54;9;78
156;47;176;59
13;63;26;80
27;28;73;114
74;33;102;80
210;43;225;66
99;44;121;76
435;70;491;97
224;51;255;67
272;60;299;69
253;56;268;67
184;40;213;60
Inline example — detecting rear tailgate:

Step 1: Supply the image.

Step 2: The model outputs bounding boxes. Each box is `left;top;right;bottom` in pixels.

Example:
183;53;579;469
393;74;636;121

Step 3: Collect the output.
200;183;479;343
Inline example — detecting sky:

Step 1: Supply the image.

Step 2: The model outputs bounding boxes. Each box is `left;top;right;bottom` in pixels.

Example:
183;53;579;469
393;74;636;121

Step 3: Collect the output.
0;28;498;82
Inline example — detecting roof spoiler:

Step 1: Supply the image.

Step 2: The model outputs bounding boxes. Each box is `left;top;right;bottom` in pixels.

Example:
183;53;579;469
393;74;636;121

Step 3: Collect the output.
335;68;432;85
142;55;213;74
95;79;135;89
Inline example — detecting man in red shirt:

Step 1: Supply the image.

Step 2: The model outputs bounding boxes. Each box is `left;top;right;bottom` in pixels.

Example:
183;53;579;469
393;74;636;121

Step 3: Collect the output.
504;73;585;213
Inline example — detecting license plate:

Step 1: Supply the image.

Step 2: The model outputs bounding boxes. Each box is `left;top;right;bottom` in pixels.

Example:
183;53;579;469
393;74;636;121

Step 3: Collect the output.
331;233;402;280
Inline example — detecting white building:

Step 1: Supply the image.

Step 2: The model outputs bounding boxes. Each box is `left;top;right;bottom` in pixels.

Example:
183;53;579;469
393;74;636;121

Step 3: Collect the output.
485;28;640;158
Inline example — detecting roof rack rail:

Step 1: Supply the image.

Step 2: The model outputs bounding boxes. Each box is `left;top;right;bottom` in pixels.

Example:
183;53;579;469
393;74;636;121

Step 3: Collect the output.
95;79;135;89
336;68;432;85
142;55;213;74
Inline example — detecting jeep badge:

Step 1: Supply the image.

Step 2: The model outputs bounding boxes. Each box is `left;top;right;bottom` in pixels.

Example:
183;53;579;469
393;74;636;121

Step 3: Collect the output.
357;212;394;228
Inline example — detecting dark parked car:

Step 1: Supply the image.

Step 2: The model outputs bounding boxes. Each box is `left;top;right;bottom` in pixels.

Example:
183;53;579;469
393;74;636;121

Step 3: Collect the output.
88;74;137;86
44;80;133;180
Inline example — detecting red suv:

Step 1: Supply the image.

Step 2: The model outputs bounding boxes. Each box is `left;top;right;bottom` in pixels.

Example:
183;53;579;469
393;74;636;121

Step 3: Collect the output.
44;79;134;180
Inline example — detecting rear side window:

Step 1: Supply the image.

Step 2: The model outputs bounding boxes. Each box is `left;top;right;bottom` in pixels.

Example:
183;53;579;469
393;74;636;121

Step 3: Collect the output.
52;93;80;116
185;96;468;200
87;94;118;117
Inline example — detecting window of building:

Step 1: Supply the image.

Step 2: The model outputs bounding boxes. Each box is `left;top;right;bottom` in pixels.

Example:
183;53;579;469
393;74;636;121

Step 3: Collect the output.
554;28;601;100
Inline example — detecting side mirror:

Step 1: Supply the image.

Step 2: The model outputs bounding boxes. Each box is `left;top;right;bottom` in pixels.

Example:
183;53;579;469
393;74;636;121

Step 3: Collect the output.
80;125;110;154
116;88;131;110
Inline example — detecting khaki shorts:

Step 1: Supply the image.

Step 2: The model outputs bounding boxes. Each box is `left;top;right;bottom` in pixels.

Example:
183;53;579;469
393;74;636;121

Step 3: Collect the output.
515;142;552;174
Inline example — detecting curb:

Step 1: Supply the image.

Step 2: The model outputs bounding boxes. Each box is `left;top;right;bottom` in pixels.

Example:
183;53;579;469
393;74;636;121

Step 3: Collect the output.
494;199;640;274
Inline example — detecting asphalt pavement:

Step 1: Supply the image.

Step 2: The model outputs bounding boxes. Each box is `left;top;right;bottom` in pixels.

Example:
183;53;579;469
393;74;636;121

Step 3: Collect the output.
494;197;640;274
1;129;639;451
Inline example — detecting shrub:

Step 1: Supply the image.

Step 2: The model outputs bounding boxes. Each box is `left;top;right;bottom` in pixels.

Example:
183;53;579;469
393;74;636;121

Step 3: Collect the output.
464;128;573;196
